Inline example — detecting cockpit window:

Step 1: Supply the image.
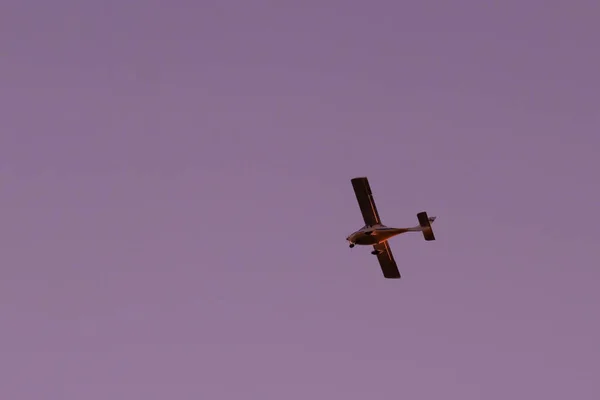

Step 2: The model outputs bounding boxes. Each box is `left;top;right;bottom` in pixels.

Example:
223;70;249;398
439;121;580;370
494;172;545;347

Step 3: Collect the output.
362;223;386;229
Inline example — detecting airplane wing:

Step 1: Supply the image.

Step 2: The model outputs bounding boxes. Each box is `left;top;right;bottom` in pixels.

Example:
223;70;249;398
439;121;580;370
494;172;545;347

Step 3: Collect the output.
373;241;401;279
350;177;381;226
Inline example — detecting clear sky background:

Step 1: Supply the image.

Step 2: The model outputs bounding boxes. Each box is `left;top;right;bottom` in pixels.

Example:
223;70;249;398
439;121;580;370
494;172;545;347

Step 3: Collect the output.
2;1;599;399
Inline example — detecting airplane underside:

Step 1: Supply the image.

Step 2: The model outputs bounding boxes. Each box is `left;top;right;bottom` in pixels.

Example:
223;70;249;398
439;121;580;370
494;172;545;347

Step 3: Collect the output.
350;228;409;246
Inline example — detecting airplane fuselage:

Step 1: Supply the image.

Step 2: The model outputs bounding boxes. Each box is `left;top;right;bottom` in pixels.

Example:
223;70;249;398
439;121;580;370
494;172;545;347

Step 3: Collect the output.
346;224;421;246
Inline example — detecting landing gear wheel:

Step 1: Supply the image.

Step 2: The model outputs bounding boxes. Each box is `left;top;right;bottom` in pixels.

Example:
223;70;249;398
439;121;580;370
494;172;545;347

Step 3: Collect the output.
371;250;381;255
349;244;355;248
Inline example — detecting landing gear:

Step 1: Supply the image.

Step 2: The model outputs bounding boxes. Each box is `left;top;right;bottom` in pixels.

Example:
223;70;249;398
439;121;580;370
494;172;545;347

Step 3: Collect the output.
371;250;382;255
349;243;355;248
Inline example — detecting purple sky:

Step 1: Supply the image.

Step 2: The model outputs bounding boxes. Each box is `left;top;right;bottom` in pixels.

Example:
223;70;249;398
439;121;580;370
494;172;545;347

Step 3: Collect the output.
2;0;600;398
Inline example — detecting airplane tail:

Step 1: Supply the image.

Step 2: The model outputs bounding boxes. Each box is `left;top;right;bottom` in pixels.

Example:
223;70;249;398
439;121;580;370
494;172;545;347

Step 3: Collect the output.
417;211;436;241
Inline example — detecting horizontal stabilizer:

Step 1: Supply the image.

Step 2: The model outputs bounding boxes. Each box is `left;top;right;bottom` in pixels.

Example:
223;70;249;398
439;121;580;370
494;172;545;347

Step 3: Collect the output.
417;211;435;241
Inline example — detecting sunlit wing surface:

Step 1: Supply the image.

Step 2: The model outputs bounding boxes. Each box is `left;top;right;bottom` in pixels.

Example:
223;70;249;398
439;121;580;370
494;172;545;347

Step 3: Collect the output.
373;241;400;279
350;177;381;226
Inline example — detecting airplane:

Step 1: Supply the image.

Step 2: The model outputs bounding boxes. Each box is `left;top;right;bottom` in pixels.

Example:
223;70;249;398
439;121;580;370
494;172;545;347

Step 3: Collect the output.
346;176;437;279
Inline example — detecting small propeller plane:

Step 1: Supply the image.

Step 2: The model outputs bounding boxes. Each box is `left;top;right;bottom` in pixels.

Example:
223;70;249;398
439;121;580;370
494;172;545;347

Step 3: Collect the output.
346;177;437;279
